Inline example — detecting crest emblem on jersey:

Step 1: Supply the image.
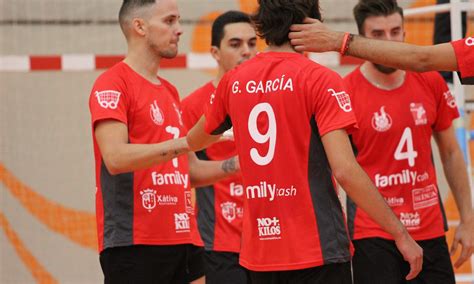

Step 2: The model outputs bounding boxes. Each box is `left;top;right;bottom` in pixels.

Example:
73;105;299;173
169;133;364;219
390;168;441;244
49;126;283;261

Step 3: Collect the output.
95;90;121;109
371;106;392;132
221;202;237;223
328;89;352;112
443;90;457;108
465;37;474;47
410;103;427;125
140;188;157;212
150;100;165;125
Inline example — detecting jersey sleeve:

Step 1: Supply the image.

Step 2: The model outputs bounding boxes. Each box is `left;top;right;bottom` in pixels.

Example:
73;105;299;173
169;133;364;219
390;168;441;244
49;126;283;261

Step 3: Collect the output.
181;93;204;131
204;73;232;135
424;72;460;131
451;38;474;81
89;72;129;128
307;67;358;136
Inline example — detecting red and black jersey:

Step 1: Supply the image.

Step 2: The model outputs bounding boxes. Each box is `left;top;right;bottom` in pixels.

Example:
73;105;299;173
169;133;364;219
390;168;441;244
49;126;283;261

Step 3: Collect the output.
345;67;459;241
451;38;474;84
181;82;244;253
89;62;195;252
204;52;358;271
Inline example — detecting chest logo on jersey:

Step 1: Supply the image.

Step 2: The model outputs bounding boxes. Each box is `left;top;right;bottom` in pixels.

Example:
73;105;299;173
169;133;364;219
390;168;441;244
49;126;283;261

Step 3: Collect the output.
221;202;243;223
257;217;281;240
328;89;352;112
410;103;427;125
443;90;457;109
140;188;157;212
465;37;474;47
95;90;121;109
371;106;392;132
150;100;165;125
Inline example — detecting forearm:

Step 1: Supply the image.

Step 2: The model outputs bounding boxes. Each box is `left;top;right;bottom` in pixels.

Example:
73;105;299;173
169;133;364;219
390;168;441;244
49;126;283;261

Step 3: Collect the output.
337;163;407;239
442;150;473;222
347;37;457;72
189;156;239;188
187;116;221;151
104;138;189;175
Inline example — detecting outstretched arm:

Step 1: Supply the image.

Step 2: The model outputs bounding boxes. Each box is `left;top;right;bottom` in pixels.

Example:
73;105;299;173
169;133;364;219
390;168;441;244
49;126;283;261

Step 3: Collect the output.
187;116;223;151
322;129;423;280
434;126;474;268
95;119;190;175
289;18;458;72
188;152;239;188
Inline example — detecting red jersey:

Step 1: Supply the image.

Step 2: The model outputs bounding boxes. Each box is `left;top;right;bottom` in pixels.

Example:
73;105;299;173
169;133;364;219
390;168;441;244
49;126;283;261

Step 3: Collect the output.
345;68;459;241
181;81;244;253
89;62;196;252
451;37;474;84
204;52;358;271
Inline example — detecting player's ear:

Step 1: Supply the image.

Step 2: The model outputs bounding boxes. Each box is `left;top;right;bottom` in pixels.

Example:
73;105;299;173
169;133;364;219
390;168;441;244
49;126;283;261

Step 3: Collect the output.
132;17;147;37
210;46;220;62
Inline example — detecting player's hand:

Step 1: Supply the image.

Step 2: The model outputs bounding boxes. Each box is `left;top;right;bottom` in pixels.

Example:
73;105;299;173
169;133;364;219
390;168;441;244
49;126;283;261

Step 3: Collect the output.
394;231;423;280
289;18;343;53
450;216;474;268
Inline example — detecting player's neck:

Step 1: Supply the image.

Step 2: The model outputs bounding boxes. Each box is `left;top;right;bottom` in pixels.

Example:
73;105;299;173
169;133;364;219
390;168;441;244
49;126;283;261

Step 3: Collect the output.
213;68;226;87
124;44;162;85
361;62;406;91
266;42;298;53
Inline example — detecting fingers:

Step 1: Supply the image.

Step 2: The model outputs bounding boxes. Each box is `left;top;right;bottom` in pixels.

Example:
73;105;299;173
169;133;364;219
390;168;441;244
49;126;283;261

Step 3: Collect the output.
288;31;302;40
405;254;423;280
303;17;320;24
450;239;459;256
454;241;473;268
290;24;305;32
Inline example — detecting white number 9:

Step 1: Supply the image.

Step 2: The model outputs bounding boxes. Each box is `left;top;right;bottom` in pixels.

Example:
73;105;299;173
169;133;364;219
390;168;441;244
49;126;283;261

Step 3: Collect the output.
248;103;277;166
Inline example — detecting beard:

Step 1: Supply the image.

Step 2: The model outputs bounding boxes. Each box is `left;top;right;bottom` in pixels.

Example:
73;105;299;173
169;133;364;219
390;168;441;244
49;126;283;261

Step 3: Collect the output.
159;47;178;59
373;63;397;74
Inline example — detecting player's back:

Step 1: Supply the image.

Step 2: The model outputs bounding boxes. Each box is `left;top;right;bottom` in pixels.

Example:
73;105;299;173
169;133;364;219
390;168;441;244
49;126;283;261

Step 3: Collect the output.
211;51;357;270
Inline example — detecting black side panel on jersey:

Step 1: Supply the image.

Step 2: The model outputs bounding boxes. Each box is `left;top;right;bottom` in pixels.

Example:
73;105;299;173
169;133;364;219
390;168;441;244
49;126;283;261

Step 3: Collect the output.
100;161;134;249
346;198;357;240
308;116;351;263
211;115;232;135
195;150;217;250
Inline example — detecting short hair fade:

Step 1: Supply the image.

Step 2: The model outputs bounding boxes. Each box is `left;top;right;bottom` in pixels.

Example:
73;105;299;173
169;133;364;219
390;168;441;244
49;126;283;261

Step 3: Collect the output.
353;0;404;34
211;11;252;47
118;0;156;36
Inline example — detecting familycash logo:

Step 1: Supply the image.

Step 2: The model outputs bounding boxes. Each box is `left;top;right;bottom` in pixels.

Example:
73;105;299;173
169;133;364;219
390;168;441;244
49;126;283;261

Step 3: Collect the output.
246;181;297;201
152;171;189;188
257;217;281;240
374;170;429;188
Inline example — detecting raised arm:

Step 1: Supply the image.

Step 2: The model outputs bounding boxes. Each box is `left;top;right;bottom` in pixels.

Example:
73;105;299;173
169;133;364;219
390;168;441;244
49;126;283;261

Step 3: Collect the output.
94;119;189;175
433;126;474;268
187;152;239;188
322;129;423;280
289;18;458;72
187;116;222;152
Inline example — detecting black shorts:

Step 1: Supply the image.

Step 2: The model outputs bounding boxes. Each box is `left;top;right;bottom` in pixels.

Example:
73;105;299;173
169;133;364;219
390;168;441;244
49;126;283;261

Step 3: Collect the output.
248;262;352;284
100;244;190;284
203;251;249;284
186;245;206;282
352;236;455;284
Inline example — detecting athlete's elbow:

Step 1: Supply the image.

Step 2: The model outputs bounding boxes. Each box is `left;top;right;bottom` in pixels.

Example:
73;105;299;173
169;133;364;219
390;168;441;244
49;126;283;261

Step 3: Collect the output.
411;49;432;72
102;155;126;175
331;165;353;186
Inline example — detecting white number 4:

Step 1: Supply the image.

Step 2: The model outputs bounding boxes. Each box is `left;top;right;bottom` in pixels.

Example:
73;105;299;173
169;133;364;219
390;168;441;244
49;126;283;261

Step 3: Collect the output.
394;127;418;167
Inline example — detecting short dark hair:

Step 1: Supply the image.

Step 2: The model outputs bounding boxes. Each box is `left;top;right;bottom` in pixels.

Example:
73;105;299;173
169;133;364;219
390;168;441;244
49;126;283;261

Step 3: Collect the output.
353;0;404;34
251;0;322;46
211;11;252;47
118;0;156;36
